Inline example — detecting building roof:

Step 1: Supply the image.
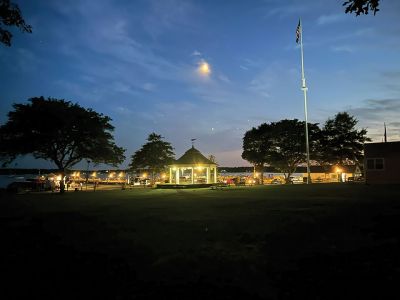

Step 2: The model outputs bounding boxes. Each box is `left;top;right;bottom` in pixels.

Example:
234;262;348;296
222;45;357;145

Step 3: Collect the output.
172;146;216;165
364;141;400;157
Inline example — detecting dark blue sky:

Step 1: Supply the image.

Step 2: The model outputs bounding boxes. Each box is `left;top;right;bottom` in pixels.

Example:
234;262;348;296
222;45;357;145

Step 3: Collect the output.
1;0;400;168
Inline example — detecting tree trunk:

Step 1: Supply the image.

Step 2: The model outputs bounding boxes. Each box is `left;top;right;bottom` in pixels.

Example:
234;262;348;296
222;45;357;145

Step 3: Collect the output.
59;169;65;193
255;164;264;185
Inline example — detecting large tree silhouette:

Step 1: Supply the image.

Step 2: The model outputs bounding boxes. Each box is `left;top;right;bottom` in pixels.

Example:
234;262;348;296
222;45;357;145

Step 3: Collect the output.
243;119;320;184
0;0;32;46
0;97;125;192
129;133;175;183
316;112;370;167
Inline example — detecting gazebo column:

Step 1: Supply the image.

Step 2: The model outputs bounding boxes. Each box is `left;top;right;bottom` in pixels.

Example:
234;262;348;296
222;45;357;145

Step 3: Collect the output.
176;168;180;184
169;168;172;184
214;167;217;183
191;167;194;184
206;167;210;184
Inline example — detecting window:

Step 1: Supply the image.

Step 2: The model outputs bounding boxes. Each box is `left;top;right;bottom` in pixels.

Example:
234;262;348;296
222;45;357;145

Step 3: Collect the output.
366;158;384;170
375;158;384;170
367;159;375;170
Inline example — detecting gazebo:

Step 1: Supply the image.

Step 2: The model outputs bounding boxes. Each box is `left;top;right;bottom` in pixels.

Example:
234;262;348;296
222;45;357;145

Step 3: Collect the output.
169;146;217;184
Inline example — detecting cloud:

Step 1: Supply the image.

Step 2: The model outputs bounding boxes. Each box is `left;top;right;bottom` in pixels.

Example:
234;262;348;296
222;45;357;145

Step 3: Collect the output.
217;74;231;84
347;98;400;142
143;0;199;38
143;83;156;91
331;45;355;53
191;50;202;56
317;14;346;25
248;63;297;99
266;3;308;18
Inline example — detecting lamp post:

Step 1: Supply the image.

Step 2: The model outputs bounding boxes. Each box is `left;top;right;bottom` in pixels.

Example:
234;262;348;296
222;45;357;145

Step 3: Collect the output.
86;160;91;190
336;167;341;183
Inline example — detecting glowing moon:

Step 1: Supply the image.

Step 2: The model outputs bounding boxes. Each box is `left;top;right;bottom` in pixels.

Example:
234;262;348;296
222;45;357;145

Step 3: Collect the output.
198;61;211;76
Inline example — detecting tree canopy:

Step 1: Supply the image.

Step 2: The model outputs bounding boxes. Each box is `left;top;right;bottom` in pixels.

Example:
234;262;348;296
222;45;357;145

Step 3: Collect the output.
316;112;370;166
129;133;175;182
0;0;32;46
343;0;380;15
0;97;126;173
242;119;320;183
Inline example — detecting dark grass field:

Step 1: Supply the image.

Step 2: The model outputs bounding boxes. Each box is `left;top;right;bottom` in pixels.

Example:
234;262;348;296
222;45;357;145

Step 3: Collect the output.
1;183;400;299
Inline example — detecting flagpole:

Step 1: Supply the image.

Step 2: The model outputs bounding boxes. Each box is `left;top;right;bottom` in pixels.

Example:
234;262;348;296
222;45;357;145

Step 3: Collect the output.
299;19;311;184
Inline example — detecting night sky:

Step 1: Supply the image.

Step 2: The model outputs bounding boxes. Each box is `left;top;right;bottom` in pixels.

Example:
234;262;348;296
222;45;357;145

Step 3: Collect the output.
1;0;400;168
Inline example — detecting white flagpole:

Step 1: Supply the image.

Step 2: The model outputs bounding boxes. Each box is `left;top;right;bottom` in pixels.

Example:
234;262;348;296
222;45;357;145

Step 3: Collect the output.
299;19;311;184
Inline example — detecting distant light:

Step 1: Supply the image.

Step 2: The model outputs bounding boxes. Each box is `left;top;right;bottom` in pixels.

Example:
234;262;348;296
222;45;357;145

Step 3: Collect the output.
92;172;96;177
198;61;211;76
118;172;124;178
336;167;341;173
142;173;147;178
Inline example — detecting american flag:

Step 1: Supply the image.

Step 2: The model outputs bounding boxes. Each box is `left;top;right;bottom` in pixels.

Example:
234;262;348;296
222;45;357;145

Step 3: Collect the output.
296;20;301;43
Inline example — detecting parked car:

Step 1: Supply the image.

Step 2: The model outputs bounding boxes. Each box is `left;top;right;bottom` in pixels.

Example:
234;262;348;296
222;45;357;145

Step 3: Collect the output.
289;176;303;184
271;178;283;184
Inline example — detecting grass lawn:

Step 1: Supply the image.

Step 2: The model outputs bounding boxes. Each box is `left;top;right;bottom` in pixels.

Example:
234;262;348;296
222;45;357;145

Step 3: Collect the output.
1;183;400;299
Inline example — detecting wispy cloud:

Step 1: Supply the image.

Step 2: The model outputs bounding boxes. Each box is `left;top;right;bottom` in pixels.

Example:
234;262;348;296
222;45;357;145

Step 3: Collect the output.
317;13;346;25
266;3;308;18
331;45;355;53
143;0;200;38
347;98;400;141
191;50;202;56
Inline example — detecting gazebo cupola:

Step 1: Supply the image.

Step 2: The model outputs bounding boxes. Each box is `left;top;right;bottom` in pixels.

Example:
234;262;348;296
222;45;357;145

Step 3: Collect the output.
169;146;217;184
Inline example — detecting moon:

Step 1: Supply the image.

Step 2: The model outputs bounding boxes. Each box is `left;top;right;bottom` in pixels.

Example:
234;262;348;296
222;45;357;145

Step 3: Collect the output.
198;61;211;76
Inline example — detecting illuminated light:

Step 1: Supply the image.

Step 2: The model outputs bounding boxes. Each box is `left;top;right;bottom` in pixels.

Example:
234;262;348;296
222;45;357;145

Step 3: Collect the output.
56;175;62;181
172;167;177;171
255;172;259;177
198;60;211;76
92;172;96;177
336;167;342;173
109;173;114;178
118;172;124;178
142;173;147;178
161;173;166;179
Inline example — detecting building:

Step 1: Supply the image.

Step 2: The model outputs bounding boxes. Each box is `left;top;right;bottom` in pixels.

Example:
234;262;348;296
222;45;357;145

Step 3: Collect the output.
168;146;217;184
295;165;362;183
364;141;400;184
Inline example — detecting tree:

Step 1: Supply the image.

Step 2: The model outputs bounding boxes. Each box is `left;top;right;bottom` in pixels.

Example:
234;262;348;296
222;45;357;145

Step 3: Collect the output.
0;0;32;46
316;112;370;167
242;119;320;184
242;124;273;184
343;0;380;15
129;133;175;184
0;97;126;192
